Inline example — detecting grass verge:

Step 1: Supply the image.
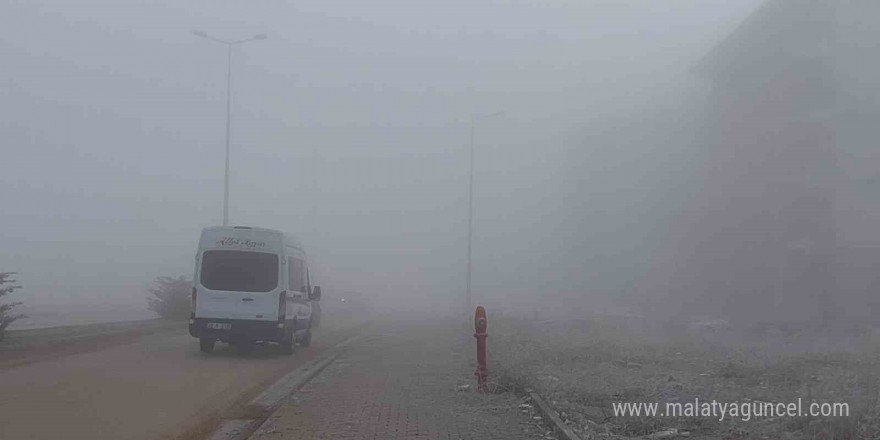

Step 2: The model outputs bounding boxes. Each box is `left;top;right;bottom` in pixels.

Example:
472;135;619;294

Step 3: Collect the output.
490;314;880;439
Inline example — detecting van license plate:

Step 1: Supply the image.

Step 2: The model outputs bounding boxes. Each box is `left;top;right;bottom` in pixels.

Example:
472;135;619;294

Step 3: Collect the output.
207;323;232;330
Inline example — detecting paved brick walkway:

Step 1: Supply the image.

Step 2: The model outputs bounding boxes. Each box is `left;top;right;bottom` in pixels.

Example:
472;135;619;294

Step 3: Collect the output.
250;319;540;440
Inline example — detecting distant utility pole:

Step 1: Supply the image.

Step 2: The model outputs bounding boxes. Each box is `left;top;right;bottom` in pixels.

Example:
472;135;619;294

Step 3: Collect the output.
466;110;504;310
193;30;267;226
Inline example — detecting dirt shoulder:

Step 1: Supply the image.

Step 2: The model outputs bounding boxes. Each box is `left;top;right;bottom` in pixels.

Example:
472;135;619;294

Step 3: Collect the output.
0;318;183;369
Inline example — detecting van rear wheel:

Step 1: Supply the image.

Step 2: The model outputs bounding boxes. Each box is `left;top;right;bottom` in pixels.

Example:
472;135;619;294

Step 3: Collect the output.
280;327;295;355
199;338;215;353
299;329;312;347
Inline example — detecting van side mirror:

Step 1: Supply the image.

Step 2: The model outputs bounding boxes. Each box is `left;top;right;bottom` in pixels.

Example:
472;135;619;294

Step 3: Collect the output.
310;286;321;301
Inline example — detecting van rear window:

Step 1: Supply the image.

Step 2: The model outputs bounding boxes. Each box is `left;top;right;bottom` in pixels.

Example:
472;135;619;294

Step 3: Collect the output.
200;250;279;292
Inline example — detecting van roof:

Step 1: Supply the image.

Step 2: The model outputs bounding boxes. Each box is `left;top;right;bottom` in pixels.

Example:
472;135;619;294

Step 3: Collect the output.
200;226;305;252
203;225;282;235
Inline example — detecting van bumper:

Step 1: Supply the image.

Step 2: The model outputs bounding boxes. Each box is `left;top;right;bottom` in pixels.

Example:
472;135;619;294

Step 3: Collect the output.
189;316;287;343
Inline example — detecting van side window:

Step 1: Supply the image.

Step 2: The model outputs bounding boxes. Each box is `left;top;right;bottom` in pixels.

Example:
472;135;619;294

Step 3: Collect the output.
288;258;305;293
302;264;310;294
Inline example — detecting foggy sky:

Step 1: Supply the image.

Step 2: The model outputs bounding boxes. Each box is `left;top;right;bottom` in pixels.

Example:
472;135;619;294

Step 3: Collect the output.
1;0;763;308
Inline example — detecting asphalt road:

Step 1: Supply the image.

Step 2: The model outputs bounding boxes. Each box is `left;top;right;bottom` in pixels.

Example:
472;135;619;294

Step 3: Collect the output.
0;321;359;440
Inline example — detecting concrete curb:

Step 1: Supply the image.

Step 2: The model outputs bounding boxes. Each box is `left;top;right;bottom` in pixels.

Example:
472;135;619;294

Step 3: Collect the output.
206;334;363;440
529;392;582;440
251;334;361;408
0;320;183;370
1;319;180;352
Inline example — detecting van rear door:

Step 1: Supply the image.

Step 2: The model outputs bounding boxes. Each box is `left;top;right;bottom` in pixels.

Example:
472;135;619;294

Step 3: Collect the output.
198;250;281;321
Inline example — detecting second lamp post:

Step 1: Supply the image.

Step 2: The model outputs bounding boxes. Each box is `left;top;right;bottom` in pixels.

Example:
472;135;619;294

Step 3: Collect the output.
466;110;504;310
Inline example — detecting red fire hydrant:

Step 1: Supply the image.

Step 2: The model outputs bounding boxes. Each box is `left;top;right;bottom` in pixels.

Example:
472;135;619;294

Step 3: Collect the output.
474;306;489;393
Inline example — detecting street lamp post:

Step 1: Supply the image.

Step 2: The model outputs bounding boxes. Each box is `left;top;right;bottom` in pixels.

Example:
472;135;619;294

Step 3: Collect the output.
466;110;504;310
193;30;267;226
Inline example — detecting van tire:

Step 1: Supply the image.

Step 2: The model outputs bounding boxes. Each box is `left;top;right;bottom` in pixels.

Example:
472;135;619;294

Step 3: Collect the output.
300;329;312;347
199;338;215;353
280;328;295;355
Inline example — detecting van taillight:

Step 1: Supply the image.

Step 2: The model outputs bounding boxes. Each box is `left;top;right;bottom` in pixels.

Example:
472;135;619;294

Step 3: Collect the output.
278;291;286;319
191;287;197;311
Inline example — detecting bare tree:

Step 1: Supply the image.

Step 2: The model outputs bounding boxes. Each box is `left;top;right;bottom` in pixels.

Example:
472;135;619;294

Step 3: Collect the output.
0;272;25;341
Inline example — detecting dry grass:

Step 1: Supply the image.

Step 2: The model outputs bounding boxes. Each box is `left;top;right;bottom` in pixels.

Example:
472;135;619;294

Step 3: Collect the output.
489;314;880;439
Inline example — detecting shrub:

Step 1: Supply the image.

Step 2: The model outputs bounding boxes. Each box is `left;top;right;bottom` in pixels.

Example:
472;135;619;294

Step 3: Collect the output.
147;275;192;320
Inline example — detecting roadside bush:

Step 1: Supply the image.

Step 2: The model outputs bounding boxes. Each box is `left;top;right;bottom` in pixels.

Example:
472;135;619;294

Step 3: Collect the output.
147;275;192;320
0;272;25;341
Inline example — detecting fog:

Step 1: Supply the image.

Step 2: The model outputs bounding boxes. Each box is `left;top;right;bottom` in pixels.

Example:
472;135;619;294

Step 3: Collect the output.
8;0;871;327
